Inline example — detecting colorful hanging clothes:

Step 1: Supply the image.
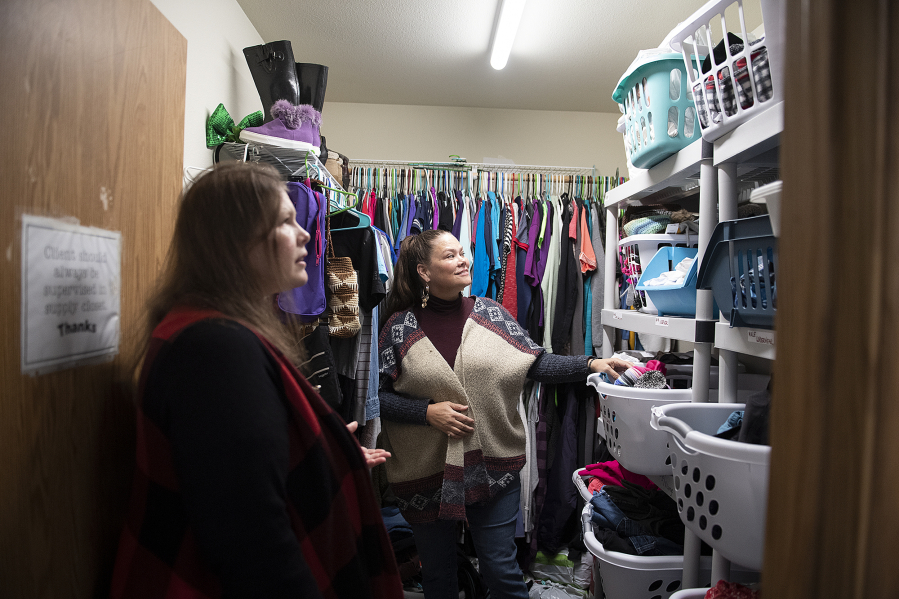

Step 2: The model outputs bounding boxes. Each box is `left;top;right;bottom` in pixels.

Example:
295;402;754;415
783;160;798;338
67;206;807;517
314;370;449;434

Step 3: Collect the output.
470;198;491;297
500;198;518;315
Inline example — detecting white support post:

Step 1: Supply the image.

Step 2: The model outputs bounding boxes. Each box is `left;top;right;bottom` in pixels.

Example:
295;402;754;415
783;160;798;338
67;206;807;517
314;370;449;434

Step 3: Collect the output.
717;162;740;405
695;146;718;321
692;145;717;405
682;525;703;590
711;551;732;588
711;161;740;579
719;350;739;404
684;142;717;589
601;205;619;359
718;162;738;222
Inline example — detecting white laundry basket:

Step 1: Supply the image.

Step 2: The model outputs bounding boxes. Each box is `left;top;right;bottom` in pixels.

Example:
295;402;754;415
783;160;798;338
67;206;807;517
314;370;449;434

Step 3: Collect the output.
669;585;758;598
749;180;781;237
618;113;648;180
589;375;693;476
588;373;769;476
581;505;758;599
619;233;698;314
667;0;785;141
650;403;770;570
668;590;709;599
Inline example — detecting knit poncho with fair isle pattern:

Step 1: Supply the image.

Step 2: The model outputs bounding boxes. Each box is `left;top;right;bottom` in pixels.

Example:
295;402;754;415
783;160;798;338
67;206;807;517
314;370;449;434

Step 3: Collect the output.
378;297;542;523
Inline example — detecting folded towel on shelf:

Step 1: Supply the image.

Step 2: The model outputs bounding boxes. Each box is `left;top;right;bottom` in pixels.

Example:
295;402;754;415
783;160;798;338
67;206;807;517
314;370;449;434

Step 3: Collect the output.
622;214;672;237
641;256;695;287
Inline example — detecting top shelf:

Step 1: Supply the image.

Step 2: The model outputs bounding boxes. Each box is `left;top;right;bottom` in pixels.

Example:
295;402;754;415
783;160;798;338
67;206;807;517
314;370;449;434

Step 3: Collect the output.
216;141;345;191
605;102;784;210
605;139;711;208
713;101;784;167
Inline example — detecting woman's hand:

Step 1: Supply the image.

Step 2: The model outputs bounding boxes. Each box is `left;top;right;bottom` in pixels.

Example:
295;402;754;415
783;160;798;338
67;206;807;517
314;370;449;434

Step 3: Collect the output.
589;357;633;381
360;447;391;468
426;402;475;438
346;421;391;467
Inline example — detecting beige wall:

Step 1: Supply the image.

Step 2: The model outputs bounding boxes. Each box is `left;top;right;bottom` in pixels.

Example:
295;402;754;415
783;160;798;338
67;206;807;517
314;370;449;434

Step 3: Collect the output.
322;102;629;176
149;0;264;175
150;0;628;178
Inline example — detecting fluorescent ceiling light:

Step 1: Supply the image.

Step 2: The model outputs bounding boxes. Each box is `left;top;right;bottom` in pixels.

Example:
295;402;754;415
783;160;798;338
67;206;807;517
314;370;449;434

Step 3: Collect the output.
490;0;526;70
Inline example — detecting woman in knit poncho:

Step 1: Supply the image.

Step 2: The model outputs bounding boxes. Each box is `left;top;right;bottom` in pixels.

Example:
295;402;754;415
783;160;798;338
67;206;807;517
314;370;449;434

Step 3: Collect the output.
378;229;629;599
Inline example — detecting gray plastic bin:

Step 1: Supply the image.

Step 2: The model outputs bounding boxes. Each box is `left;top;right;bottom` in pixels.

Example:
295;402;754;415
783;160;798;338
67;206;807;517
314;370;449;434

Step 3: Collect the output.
697;215;777;329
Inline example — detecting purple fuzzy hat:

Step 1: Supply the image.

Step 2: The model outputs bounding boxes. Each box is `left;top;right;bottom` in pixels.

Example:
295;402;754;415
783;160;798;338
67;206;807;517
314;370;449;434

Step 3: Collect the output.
271;100;322;129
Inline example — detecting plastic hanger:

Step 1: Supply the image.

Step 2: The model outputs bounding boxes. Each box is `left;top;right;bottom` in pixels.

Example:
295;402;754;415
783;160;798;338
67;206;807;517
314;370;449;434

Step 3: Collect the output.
303;154;360;216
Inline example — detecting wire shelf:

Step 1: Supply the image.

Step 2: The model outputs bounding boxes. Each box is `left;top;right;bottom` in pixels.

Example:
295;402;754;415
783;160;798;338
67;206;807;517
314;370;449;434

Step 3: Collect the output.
214;141;355;213
216;142;345;191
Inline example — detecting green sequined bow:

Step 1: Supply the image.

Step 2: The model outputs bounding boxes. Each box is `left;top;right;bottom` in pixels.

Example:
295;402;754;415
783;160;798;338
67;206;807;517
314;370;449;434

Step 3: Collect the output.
205;103;264;147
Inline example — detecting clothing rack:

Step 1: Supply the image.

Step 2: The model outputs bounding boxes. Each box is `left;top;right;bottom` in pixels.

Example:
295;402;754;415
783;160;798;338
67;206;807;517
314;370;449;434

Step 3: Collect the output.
349;158;626;201
350;158;597;175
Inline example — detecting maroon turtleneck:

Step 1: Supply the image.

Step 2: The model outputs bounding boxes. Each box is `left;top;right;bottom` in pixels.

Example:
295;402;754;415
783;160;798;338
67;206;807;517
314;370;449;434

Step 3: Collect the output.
411;293;476;369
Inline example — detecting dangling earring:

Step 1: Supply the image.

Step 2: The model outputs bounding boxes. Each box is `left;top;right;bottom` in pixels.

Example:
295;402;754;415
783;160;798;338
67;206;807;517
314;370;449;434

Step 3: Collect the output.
421;283;429;308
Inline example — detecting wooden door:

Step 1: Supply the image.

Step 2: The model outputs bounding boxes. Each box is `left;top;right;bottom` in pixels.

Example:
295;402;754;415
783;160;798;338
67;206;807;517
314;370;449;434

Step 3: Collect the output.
0;0;185;596
765;0;899;596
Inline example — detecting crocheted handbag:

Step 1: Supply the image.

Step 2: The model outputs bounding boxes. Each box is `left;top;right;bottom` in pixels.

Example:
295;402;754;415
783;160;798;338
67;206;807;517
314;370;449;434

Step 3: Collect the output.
324;219;361;338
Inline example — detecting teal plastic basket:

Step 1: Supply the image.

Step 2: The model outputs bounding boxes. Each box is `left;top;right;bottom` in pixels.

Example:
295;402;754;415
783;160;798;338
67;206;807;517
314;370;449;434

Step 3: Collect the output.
613;52;703;169
635;246;699;317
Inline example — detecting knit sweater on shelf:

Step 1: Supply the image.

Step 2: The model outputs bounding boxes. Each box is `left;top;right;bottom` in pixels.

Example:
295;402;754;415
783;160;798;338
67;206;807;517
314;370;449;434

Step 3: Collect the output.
377;296;590;524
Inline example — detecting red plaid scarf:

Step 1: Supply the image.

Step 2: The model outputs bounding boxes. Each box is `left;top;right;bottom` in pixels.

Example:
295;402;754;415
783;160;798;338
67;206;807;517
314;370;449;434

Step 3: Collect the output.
111;308;402;599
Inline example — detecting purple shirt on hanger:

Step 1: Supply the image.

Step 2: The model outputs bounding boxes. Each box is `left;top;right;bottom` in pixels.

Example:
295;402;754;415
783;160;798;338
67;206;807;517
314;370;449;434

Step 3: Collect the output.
535;201;553;326
523;201;542;286
430;186;439;230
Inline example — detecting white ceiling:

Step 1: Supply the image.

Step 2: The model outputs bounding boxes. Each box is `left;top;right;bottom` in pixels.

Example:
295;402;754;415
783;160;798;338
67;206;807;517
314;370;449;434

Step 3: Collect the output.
235;0;714;114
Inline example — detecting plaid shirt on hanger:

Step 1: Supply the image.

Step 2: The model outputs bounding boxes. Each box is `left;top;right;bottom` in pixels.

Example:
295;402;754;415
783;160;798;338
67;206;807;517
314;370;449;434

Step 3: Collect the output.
733;56;755;110
751;46;774;102
704;74;722;125
718;66;738;117
693;82;711;129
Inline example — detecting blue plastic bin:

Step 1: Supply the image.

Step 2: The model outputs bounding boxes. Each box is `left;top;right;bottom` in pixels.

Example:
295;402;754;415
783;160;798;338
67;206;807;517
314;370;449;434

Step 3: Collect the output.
613;52;703;169
698;215;777;329
635;247;700;317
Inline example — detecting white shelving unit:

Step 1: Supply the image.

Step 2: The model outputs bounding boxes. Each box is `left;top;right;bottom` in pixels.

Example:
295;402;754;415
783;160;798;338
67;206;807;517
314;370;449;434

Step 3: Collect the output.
713;101;784;167
701;101;781;586
604;138;705;207
599;137;716;592
711;102;782;366
715;323;776;360
601;309;714;345
597;102;781;592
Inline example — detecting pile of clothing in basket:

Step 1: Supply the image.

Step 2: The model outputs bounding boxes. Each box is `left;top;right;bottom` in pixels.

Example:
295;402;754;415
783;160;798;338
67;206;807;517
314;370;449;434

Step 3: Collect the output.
598;353;670;389
703;580;760;598
581;460;686;556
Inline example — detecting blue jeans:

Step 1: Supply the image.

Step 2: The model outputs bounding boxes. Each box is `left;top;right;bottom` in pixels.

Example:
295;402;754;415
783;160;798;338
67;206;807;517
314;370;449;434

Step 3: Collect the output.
410;479;528;599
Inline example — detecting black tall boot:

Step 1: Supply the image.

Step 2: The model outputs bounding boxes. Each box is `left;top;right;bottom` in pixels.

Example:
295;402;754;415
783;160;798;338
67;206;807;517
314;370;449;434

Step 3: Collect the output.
243;41;301;122
296;63;329;157
295;63;328;112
